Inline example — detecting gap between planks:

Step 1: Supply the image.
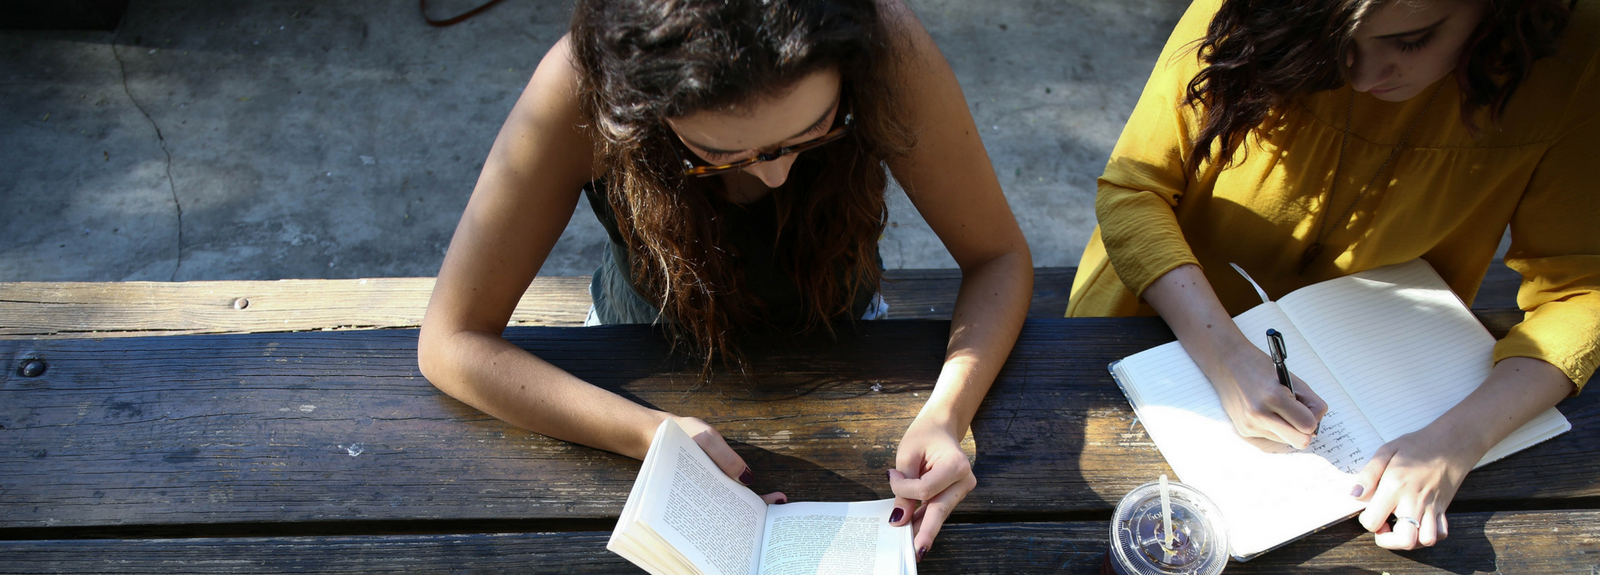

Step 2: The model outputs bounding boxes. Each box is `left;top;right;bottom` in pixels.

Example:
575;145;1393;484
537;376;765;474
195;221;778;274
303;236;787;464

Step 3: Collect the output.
0;511;1595;574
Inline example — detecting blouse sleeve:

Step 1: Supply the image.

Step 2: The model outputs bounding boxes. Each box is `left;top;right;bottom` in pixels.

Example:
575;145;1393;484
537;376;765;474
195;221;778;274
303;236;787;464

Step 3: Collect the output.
1495;109;1600;391
1093;0;1216;298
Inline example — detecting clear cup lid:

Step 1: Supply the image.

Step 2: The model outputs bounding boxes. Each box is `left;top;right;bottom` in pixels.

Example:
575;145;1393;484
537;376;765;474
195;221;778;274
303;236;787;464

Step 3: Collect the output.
1109;480;1229;575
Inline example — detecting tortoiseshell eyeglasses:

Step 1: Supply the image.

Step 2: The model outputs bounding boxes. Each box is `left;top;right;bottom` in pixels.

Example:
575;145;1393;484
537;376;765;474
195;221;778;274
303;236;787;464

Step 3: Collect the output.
676;109;855;177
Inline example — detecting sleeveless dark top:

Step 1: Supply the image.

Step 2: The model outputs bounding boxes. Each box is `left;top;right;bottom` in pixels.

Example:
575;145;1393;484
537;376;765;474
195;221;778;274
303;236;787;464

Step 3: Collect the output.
583;179;881;325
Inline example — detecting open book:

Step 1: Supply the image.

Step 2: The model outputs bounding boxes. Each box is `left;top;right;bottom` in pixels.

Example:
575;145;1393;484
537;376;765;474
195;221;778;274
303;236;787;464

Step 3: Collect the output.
608;419;917;575
1110;259;1570;561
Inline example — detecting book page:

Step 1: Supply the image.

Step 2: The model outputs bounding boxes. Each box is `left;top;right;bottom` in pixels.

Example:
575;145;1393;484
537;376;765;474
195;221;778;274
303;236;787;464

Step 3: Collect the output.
757;499;912;575
609;421;692;575
1113;303;1376;558
1278;260;1499;440
637;420;770;575
1230;304;1387;473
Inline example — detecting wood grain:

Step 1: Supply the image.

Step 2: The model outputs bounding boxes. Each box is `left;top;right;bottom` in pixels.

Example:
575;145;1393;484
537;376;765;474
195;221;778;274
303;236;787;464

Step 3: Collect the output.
3;319;1593;530
0;269;1063;339
0;276;594;338
0;264;1520;338
878;267;1078;319
2;510;1595;574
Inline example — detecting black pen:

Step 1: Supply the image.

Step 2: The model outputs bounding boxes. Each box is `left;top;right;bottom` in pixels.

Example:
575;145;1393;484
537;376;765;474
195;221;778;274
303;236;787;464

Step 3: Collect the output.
1267;328;1318;436
1265;329;1292;392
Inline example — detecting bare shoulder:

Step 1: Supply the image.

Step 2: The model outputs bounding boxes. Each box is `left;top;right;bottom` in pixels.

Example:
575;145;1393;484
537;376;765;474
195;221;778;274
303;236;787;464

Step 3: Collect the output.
424;34;599;336
869;0;965;137
875;0;940;74
872;0;1023;267
464;33;597;215
525;35;584;119
466;31;596;241
507;34;596;178
868;0;974;154
875;0;920;31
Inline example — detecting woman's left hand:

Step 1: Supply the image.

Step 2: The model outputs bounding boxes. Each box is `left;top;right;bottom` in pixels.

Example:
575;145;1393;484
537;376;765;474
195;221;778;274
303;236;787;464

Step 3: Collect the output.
1353;423;1484;550
887;415;977;562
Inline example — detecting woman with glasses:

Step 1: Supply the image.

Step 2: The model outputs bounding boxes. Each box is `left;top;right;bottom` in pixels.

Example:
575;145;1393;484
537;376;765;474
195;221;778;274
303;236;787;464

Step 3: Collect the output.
418;0;1032;559
1070;0;1595;552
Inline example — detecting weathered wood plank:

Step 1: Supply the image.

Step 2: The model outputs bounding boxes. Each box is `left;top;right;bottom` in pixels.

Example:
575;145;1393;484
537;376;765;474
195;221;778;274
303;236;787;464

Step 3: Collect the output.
0;276;593;338
0;264;1522;338
1231;509;1600;574
2;511;1595;574
2;320;1593;530
878;267;1078;320
0;269;1077;339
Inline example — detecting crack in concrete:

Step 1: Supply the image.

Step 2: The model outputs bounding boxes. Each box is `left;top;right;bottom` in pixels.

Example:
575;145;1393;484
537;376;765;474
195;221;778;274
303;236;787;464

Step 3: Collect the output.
110;35;184;281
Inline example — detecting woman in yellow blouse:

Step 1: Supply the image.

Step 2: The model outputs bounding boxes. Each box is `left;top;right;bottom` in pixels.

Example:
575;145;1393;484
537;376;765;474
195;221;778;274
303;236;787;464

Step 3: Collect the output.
1071;0;1596;551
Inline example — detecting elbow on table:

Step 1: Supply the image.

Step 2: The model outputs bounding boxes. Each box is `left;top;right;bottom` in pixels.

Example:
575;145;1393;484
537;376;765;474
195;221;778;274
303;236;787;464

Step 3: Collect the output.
415;324;462;395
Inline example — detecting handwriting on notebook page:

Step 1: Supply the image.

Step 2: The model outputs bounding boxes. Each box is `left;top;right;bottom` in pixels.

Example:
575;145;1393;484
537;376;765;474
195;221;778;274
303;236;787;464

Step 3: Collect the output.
1302;413;1368;474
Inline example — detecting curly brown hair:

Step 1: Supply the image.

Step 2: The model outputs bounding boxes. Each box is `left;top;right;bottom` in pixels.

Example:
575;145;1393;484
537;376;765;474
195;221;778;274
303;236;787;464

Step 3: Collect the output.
569;0;913;369
1183;0;1575;176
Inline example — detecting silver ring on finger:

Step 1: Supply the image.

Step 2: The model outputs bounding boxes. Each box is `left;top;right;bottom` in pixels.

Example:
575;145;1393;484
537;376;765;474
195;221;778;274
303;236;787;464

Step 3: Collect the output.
1395;516;1421;529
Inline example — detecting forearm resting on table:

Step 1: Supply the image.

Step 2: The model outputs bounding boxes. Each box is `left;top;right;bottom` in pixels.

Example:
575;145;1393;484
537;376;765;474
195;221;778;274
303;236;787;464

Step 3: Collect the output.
1142;264;1248;364
921;252;1032;433
418;328;666;459
1437;357;1573;456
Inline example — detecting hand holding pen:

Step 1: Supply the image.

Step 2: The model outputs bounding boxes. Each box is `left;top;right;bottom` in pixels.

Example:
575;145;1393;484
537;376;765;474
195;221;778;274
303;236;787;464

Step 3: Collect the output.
1267;329;1324;438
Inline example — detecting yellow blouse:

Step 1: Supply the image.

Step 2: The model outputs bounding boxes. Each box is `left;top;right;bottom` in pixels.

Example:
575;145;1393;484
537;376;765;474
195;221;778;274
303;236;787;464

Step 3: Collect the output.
1067;0;1600;390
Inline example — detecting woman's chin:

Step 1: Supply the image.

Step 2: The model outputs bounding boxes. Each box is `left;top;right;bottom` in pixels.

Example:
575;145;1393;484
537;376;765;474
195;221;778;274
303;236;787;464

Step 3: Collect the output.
1364;85;1414;102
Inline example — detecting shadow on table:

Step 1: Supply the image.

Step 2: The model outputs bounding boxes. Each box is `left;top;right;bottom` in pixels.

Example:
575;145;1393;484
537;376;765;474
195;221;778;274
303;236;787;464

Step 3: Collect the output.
963;318;1184;519
1391;515;1500;575
730;439;885;503
1232;516;1498;574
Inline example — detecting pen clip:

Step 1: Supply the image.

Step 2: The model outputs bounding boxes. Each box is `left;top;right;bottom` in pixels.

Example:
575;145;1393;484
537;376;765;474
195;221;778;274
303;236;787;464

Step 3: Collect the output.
1266;329;1287;364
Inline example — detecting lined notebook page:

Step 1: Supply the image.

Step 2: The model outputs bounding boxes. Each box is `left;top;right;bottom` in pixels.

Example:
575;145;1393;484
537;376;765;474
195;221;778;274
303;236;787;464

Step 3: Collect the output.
1279;260;1498;440
1231;304;1386;473
1113;303;1370;558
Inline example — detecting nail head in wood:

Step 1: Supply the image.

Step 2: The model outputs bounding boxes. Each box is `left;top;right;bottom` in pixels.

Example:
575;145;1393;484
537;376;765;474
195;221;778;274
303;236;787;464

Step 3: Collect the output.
18;358;47;378
233;298;250;310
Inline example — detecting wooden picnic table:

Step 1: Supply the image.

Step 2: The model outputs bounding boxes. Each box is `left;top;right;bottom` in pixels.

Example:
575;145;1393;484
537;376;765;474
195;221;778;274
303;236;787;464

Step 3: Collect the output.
2;265;1595;574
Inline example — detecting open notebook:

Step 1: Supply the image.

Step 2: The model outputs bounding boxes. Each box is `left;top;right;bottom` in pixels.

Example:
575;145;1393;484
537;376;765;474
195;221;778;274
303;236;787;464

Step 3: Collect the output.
608;419;917;575
1109;259;1570;560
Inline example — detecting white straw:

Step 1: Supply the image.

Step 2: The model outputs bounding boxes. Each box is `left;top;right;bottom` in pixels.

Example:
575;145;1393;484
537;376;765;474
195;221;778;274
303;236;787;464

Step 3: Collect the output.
1159;474;1174;550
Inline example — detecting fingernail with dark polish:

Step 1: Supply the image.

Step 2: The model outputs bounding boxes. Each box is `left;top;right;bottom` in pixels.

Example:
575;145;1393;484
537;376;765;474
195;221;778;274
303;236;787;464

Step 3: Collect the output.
775;497;787;505
739;468;754;486
916;546;927;562
889;507;904;523
1351;485;1364;498
886;469;893;481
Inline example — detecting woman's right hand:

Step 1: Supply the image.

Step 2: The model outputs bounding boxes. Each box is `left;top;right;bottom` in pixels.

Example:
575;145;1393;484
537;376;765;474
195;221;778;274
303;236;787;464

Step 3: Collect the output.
1141;265;1328;451
670;415;761;488
670;416;788;504
1205;343;1328;450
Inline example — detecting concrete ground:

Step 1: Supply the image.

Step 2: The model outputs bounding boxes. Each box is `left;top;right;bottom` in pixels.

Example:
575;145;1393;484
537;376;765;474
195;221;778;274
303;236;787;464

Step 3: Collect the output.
0;0;1188;282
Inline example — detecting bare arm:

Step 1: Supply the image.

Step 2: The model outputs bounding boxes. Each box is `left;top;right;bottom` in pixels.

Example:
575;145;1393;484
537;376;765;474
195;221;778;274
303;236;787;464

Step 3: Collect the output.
877;0;1033;557
1430;358;1573;479
418;39;756;486
1142;264;1328;449
418;37;667;459
887;11;1032;454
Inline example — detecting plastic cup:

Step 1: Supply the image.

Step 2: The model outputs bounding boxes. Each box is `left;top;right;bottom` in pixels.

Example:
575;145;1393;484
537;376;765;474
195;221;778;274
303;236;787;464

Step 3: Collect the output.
1101;479;1229;575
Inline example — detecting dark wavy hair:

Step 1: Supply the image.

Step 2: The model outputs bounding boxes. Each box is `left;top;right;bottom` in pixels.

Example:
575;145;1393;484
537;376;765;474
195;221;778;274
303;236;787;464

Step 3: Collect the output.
1183;0;1575;176
569;0;912;369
